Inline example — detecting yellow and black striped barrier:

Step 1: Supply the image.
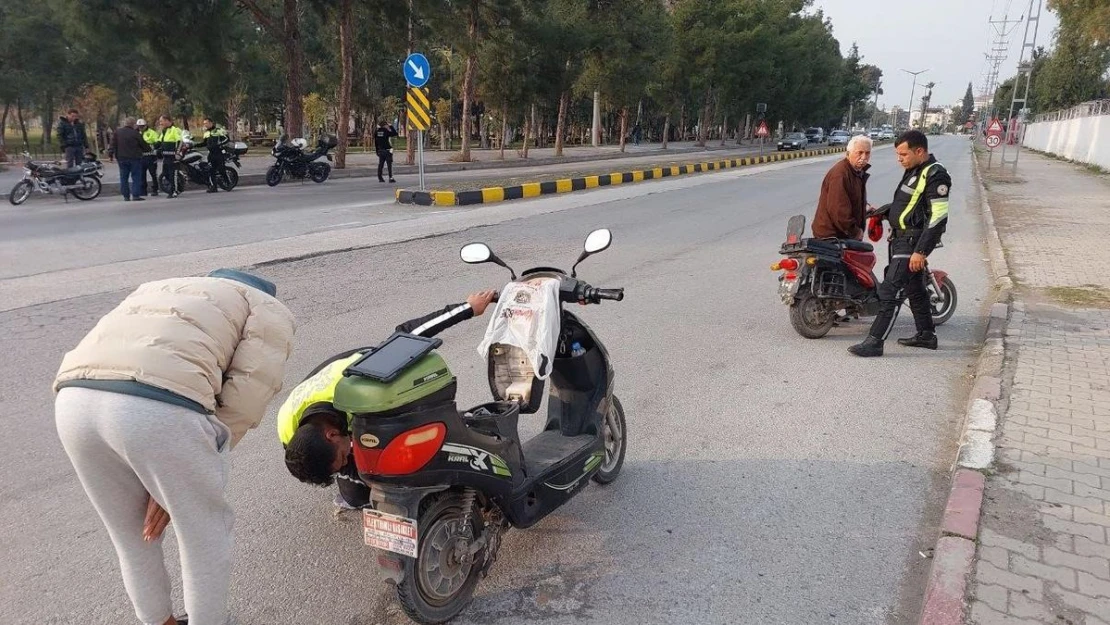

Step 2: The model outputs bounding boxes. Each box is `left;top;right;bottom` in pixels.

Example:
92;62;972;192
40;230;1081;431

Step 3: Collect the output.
396;146;843;206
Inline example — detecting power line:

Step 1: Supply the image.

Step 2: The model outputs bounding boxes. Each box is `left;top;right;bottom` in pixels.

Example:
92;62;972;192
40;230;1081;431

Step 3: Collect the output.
977;9;1024;122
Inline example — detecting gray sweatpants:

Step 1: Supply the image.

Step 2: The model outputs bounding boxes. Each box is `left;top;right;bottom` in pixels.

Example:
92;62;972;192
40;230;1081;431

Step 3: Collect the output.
55;387;233;625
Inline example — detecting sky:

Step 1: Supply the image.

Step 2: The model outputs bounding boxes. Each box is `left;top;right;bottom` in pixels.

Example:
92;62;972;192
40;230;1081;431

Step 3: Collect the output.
810;0;1060;110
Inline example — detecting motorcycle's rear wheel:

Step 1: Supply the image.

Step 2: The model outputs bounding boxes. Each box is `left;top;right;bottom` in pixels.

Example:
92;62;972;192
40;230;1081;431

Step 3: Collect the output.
9;180;32;206
396;492;486;624
310;162;331;183
789;293;836;339
217;168;238;191
71;177;101;201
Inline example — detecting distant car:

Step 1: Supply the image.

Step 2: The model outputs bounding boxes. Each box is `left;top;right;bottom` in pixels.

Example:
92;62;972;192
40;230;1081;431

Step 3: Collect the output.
828;130;850;146
880;129;895;140
804;127;826;144
777;132;809;151
869;128;882;140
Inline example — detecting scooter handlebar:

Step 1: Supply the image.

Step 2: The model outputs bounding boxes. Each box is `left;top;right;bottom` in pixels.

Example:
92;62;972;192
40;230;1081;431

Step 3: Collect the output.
584;287;624;303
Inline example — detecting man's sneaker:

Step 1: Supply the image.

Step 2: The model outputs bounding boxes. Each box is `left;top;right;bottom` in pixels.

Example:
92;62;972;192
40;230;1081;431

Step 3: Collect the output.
132;197;146;202
389;178;396;183
378;177;386;183
848;336;884;357
897;332;938;350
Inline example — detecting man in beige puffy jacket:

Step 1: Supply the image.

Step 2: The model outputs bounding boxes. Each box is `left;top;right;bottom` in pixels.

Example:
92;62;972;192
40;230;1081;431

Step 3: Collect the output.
53;269;295;625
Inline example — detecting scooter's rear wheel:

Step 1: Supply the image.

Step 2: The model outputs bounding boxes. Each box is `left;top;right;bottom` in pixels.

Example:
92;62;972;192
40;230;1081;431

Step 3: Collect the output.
396;493;485;624
789;293;835;339
593;395;627;484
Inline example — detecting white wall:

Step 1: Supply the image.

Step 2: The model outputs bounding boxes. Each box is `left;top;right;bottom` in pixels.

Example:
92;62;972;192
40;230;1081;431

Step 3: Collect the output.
1022;115;1110;170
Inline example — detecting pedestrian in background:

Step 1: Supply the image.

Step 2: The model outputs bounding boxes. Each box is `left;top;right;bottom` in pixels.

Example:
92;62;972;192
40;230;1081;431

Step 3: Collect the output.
138;119;161;197
108;118;150;202
53;269;295;625
58;109;90;168
374;120;398;183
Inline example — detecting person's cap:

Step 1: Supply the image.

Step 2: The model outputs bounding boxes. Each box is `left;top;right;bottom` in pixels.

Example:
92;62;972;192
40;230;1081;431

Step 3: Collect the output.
136;119;147;126
207;268;278;298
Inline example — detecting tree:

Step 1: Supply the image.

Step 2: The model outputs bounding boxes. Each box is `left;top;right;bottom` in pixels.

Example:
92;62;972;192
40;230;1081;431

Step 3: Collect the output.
335;0;354;168
237;0;307;137
1048;0;1110;43
959;82;974;125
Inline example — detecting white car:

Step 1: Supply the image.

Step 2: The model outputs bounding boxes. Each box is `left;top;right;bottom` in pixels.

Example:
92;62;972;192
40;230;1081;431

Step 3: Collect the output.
828;130;850;146
880;130;895;140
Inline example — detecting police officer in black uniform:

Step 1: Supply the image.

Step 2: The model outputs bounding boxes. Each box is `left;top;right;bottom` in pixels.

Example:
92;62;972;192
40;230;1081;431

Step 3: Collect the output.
374;120;398;183
849;130;952;357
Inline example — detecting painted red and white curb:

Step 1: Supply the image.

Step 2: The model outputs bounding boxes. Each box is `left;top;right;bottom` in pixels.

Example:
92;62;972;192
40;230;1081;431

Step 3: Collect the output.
917;150;1012;625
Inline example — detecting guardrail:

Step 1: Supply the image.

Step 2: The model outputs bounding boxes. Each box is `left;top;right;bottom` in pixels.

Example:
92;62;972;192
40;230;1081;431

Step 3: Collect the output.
1032;99;1110;123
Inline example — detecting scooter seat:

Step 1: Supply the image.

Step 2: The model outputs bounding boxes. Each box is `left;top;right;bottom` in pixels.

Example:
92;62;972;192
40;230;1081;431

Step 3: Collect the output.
839;239;874;252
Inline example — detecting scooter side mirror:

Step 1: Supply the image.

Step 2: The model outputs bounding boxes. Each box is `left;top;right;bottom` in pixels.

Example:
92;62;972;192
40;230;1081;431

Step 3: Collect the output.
572;228;612;277
461;243;517;279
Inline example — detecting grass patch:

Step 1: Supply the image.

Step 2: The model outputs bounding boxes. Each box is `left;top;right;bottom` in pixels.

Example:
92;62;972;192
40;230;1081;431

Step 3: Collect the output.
1045;285;1110;308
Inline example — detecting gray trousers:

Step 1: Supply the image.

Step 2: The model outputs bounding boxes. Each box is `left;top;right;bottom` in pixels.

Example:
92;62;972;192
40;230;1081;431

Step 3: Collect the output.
55;387;233;625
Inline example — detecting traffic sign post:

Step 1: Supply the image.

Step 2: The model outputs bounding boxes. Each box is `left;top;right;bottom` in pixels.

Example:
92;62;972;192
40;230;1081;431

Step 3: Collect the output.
403;53;433;191
985;117;1004;169
406;86;431;190
755;119;770;157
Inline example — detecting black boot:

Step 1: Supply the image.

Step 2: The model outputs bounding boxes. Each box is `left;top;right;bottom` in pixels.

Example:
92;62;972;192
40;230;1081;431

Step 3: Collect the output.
897;331;938;350
848;335;884;357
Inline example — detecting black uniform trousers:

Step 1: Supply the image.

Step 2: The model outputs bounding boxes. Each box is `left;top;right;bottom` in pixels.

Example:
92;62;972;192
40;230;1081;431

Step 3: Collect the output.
141;155;159;195
867;234;935;341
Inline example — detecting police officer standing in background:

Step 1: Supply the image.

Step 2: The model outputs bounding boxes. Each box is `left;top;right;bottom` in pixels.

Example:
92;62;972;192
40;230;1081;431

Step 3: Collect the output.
138;119;160;197
154;115;183;198
374;120;398;183
849;130;952;358
199;117;229;194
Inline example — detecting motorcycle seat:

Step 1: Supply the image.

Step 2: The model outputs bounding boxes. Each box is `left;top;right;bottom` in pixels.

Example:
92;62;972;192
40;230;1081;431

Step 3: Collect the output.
840;239;874;252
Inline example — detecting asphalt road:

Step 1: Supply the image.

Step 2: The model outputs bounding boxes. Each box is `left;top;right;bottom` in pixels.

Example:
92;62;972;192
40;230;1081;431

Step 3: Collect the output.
0;143;779;280
0;136;990;625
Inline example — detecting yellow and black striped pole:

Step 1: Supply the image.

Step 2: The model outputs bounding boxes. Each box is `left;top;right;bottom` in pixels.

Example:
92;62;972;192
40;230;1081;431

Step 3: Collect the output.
406;87;431;190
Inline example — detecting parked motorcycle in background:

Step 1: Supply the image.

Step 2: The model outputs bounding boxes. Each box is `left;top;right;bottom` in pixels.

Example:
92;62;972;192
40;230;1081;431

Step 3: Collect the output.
266;135;336;186
8;150;103;206
160;132;247;194
771;214;957;338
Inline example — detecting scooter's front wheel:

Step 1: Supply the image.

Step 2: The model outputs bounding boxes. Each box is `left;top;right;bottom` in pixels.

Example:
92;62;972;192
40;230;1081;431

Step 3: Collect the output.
593;395;627;484
396;493;485;624
929;275;958;326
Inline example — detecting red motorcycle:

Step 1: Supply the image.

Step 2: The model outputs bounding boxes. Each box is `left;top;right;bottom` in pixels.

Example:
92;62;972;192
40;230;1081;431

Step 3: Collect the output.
772;214;957;338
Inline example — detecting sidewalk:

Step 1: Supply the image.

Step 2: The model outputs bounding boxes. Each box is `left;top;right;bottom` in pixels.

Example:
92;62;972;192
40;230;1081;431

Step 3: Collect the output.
966;151;1110;624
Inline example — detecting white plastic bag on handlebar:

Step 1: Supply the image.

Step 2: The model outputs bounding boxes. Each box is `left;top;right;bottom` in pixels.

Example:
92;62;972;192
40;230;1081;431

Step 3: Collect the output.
477;277;561;379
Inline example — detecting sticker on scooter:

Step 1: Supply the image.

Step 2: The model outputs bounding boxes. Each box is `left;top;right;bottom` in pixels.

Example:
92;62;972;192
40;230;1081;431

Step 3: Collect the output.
441;443;512;477
363;509;418;557
544;452;604;492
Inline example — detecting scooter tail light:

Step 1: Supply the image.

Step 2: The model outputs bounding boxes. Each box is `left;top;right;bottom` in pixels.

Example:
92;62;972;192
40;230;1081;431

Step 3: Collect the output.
778;258;800;271
375;423;446;476
784;272;797;280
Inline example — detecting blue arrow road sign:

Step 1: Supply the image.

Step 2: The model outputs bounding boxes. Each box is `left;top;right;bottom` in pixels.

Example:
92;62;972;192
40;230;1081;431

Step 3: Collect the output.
404;53;431;88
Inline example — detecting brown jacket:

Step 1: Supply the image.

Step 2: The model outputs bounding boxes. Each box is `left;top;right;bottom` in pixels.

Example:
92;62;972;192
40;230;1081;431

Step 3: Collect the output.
812;158;870;240
54;277;296;447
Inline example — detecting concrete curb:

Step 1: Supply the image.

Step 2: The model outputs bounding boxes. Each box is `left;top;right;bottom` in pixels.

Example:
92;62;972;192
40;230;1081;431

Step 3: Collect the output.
393;147;845;206
918;144;1015;625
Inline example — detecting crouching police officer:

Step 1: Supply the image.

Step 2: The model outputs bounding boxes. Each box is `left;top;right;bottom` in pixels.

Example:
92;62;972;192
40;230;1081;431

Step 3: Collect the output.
278;291;497;509
849;130;951;357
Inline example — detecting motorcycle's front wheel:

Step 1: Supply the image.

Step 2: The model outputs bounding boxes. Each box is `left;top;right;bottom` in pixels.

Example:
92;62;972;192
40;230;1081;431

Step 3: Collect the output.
9;180;33;206
71;177;102;201
929;275;958;326
396;493;486;625
593;395;627;484
266;165;283;187
789;293;836;339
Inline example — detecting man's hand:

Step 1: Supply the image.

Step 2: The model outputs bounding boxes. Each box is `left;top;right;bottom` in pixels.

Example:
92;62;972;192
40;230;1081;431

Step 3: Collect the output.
142;494;171;542
467;289;499;316
909;252;927;272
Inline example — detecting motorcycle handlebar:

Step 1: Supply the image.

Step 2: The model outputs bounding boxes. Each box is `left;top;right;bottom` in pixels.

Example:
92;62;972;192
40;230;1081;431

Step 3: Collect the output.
584;287;624;303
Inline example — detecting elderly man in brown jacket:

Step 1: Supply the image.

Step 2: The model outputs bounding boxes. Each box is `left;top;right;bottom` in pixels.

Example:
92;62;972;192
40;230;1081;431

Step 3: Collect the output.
53;269;295;625
812;134;873;239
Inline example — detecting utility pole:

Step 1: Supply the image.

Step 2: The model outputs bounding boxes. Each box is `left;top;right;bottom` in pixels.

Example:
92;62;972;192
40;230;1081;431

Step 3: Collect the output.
919;82;936;131
1002;0;1043;169
591;91;601;147
978;12;1023;126
901;69;928;129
